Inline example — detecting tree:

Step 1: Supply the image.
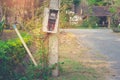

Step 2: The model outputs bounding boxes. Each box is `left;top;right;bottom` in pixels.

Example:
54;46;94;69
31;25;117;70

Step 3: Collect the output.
73;0;81;5
73;0;81;14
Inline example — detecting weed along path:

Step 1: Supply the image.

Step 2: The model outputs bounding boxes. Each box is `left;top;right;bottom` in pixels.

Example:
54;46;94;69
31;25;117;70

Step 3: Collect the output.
62;29;120;80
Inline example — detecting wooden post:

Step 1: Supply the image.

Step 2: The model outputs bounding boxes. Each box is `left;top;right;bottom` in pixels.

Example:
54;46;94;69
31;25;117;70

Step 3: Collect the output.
108;16;111;29
49;33;59;77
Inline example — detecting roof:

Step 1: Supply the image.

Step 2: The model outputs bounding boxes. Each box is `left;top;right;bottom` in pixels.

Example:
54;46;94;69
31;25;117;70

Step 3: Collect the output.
90;6;112;16
49;0;60;10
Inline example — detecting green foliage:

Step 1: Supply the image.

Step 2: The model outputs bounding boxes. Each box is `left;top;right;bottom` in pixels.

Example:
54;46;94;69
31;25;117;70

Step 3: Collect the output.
0;33;31;80
73;0;81;5
19;64;52;80
111;13;120;32
60;0;74;28
112;0;120;7
103;0;120;32
18;39;53;80
87;0;106;6
109;7;117;13
78;17;99;29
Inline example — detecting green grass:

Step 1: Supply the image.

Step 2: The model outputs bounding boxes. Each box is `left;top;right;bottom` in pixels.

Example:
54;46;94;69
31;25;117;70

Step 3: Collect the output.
50;59;102;80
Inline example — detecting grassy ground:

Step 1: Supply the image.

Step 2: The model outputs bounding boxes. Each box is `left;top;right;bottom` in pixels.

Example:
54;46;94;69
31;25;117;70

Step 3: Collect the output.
50;31;111;80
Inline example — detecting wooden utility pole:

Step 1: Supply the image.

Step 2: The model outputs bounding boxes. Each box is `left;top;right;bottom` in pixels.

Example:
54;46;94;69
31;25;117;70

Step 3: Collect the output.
108;16;111;29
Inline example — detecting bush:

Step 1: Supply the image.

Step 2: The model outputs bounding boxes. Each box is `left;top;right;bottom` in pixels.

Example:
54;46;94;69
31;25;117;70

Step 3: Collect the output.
0;32;54;80
20;64;52;80
0;33;31;80
111;13;120;32
78;17;99;29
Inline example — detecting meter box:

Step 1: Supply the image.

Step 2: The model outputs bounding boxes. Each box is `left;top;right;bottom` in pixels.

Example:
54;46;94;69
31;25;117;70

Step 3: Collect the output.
42;0;60;33
42;8;59;33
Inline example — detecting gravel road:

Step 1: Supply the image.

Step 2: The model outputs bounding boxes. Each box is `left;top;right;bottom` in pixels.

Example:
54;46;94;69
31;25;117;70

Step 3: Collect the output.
62;29;120;80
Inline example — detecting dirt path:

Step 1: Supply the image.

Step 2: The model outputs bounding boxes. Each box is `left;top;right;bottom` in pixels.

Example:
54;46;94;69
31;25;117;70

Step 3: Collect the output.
62;29;120;80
